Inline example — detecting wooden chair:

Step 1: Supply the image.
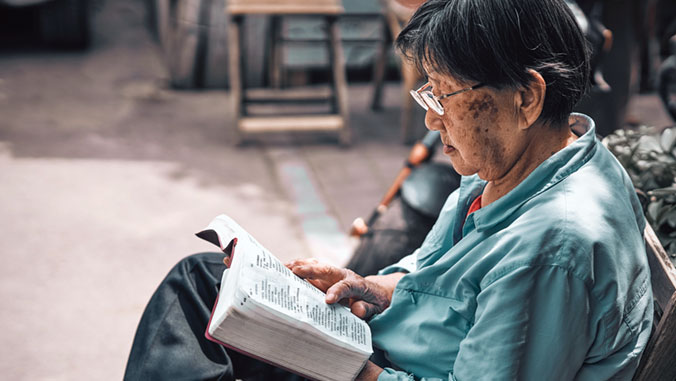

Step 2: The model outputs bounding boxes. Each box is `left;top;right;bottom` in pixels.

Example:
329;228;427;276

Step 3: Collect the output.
226;0;351;145
370;0;422;144
633;224;676;380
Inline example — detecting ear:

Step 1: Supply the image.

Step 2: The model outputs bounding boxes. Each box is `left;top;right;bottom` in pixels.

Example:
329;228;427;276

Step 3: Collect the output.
514;69;546;130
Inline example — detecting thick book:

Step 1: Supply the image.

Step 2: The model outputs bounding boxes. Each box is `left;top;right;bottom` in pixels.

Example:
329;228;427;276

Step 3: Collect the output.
196;215;373;381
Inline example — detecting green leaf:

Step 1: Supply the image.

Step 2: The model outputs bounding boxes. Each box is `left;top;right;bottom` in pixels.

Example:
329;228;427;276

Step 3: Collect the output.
661;128;676;152
648;200;664;222
636;135;663;155
648;186;676;197
658;206;676;227
606;126;676;256
668;241;676;258
635;160;651;172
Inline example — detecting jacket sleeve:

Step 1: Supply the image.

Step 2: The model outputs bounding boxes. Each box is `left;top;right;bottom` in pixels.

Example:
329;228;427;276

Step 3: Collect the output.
453;264;592;380
377;264;592;381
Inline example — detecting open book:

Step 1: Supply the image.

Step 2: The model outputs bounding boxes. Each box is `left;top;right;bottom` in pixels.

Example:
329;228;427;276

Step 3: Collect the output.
197;215;373;381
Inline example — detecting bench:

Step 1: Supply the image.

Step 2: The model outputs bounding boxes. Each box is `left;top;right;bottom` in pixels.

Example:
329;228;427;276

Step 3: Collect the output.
633;224;676;380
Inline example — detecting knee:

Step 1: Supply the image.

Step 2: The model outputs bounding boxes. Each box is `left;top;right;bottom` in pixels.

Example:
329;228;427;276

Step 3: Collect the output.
170;252;227;279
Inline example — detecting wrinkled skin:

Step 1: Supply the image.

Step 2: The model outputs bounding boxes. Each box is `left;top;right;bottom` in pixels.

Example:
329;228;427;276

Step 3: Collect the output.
285;258;392;320
424;69;575;206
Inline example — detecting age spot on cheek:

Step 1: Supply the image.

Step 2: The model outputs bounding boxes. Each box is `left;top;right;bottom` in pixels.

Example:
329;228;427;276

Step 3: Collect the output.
467;94;499;120
453;101;466;122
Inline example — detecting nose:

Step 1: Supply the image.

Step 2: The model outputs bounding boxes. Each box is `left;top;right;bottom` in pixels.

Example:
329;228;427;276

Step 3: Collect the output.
424;108;443;131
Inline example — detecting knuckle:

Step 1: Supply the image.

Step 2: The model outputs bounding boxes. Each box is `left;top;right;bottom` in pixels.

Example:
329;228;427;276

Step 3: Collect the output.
334;280;352;298
336;279;350;291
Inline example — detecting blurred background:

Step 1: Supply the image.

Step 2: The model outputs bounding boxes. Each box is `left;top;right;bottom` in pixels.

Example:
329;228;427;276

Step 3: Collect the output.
0;0;674;379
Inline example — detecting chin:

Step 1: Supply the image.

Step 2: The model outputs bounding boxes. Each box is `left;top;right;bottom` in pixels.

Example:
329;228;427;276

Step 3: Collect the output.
448;161;476;177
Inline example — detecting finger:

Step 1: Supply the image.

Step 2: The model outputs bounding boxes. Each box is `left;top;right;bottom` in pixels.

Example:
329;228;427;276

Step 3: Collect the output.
350;300;381;320
291;263;345;283
223;256;232;267
327;279;390;314
306;278;328;291
284;258;318;270
326;279;362;304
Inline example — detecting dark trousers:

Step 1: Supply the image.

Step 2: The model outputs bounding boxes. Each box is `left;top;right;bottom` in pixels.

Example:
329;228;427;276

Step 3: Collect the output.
124;252;306;381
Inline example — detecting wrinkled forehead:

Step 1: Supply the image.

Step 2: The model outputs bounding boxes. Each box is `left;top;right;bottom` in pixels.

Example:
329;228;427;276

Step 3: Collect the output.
422;61;469;88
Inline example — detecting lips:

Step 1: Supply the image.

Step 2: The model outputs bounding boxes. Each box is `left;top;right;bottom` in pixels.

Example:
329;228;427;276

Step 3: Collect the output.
440;136;455;154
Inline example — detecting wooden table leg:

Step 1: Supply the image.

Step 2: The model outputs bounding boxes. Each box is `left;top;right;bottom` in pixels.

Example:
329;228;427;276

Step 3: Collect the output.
328;15;351;146
228;15;244;145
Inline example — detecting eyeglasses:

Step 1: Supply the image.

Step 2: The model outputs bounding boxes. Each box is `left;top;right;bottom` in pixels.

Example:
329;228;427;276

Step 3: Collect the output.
410;82;485;115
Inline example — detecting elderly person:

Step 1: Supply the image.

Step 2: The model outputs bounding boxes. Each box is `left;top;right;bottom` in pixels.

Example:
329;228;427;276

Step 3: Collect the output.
125;0;652;380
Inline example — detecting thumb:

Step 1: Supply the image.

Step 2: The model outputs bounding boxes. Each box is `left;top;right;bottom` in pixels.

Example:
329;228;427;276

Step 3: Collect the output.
223;256;232;267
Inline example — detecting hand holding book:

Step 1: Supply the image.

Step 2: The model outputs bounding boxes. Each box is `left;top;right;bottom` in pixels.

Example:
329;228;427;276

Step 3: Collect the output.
286;259;392;320
198;214;377;381
284;260;395;381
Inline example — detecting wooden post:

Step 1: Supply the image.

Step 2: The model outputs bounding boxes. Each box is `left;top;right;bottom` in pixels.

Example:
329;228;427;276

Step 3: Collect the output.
400;62;420;144
268;15;283;89
370;14;389;111
328;15;351;146
227;15;244;144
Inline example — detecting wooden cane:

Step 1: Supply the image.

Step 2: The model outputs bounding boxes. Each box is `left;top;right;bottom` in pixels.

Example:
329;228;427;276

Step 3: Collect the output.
350;131;440;236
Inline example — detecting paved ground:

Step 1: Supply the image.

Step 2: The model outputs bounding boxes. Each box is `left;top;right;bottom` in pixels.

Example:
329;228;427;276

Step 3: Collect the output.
0;1;672;380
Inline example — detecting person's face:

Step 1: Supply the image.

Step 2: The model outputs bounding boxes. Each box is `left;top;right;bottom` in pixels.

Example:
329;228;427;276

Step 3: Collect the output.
424;71;527;182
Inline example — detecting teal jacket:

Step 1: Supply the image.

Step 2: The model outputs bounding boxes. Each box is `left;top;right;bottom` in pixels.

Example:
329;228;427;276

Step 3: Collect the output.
369;114;653;381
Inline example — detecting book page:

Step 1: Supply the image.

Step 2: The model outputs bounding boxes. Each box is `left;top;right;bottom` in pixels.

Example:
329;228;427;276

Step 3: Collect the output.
196;215;238;252
237;244;371;354
203;215;372;354
211;268;231;325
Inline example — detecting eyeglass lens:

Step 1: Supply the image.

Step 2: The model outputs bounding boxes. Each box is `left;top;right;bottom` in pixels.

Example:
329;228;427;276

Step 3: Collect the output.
410;90;429;110
421;92;442;113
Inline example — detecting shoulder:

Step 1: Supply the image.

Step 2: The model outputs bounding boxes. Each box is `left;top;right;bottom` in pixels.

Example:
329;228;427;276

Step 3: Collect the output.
485;164;644;286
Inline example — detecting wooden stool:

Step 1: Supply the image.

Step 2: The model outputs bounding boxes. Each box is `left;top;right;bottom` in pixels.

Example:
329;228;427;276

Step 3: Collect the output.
227;0;351;145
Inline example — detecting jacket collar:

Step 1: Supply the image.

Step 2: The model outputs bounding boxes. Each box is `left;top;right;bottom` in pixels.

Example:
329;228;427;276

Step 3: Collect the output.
458;113;598;235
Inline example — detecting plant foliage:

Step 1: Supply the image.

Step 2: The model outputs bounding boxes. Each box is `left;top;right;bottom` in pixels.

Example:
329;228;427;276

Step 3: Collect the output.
603;127;676;262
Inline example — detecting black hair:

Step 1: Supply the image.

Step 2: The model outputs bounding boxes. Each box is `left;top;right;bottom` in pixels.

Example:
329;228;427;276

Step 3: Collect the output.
396;0;590;125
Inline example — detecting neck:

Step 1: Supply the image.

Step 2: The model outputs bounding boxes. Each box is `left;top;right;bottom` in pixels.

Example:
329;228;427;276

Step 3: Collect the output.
482;121;576;206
